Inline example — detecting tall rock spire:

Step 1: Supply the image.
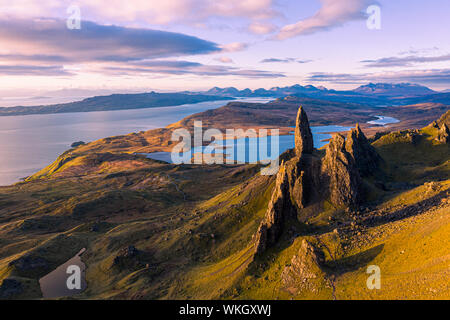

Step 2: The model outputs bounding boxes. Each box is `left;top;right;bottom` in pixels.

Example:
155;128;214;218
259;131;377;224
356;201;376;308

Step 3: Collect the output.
295;107;314;156
254;106;318;256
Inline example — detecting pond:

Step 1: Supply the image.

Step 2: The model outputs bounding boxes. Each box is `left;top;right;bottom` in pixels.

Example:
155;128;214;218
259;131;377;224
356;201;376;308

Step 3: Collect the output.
39;248;87;299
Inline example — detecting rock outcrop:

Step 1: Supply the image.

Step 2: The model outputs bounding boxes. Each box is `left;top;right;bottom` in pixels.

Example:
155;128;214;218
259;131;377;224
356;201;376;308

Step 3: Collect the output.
254;107;316;255
436;110;450;128
322;123;382;207
436;123;449;144
281;240;326;295
254;106;381;255
345;124;381;177
322;134;362;207
295;107;314;155
110;245;153;271
254;165;295;255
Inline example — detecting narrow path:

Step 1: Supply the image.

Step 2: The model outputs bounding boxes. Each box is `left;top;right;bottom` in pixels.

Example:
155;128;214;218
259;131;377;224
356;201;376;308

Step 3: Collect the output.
315;236;337;300
165;174;186;201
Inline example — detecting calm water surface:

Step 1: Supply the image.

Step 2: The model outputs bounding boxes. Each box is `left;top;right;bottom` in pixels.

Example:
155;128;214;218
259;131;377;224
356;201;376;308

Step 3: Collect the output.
39;248;87;299
367;115;400;126
0;98;271;185
145;125;353;163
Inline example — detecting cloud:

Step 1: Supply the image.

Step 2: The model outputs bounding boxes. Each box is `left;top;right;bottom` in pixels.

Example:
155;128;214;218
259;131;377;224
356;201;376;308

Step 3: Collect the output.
361;54;450;67
248;21;276;35
260;58;312;64
0;18;221;64
0;17;283;78
0;0;276;26
276;0;372;40
101;59;284;78
220;42;249;52
0;65;72;76
306;69;450;85
0;54;70;63
215;57;234;63
398;47;439;56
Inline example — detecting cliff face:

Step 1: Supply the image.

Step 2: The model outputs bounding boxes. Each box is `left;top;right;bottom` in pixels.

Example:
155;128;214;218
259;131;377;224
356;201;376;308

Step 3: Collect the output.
321;133;362;207
345;124;382;177
254;107;318;255
321;124;382;207
253;165;295;255
295;107;314;155
254;106;381;255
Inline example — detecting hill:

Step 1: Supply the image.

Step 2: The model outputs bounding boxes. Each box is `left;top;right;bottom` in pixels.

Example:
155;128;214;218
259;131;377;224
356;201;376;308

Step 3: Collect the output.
200;83;450;106
0;92;231;117
0;102;449;299
353;83;435;97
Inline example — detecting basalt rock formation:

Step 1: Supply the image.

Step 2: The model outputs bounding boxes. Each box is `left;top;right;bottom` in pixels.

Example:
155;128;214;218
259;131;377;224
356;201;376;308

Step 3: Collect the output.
321;133;362;207
321;124;382;207
436;123;449;144
281;240;326;295
254;108;320;255
253;165;295;255
254;107;381;255
295;107;314;155
436;110;450;128
345;124;382;177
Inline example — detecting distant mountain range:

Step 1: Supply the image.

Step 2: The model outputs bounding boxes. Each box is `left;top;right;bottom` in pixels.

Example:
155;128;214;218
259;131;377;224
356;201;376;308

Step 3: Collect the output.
202;84;330;98
198;83;444;106
1;83;449;117
201;82;436;97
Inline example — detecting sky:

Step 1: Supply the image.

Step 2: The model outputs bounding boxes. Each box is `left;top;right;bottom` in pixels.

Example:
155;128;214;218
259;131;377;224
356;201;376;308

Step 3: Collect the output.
0;0;449;99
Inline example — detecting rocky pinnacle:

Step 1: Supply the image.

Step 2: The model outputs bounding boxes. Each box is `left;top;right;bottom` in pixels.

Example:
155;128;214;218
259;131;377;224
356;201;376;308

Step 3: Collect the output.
295;107;314;156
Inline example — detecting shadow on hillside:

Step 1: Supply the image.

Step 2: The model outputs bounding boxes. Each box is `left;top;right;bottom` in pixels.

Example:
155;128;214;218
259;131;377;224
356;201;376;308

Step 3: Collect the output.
324;244;384;276
362;189;449;229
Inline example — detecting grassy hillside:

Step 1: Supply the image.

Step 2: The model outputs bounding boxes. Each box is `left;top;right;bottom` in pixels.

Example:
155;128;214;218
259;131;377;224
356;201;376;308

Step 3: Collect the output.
0;109;449;300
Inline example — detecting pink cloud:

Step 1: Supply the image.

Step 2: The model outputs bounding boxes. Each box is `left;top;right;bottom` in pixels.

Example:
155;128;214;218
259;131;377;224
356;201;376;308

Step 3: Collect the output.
276;0;372;40
248;21;276;35
0;0;276;26
220;42;249;52
215;57;234;64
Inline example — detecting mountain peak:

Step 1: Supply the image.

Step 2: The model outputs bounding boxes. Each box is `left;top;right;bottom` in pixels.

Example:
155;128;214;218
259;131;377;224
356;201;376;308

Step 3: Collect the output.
353;82;435;96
